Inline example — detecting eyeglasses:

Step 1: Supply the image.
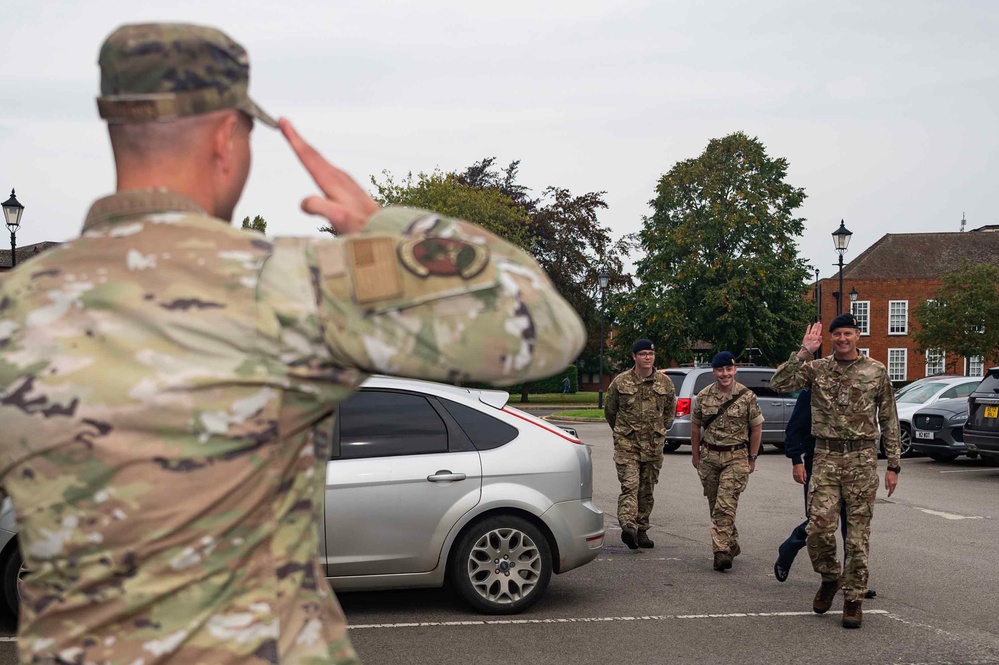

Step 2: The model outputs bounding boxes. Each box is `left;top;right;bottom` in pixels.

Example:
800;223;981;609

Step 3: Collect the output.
636;352;656;358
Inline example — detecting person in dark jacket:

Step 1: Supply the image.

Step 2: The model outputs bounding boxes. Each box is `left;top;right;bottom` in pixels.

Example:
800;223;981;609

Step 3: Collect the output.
774;389;875;598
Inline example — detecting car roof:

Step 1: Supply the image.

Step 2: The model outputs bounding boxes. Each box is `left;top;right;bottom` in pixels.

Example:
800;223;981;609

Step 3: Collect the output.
360;375;510;409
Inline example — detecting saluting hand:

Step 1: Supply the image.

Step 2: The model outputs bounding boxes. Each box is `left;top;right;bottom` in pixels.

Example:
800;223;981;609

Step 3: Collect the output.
279;118;381;235
800;323;823;354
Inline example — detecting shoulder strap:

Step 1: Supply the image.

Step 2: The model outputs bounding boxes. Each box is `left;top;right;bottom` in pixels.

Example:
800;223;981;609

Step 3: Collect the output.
701;390;747;432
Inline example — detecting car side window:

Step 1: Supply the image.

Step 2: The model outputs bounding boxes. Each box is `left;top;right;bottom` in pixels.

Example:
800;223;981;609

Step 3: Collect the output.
438;399;518;451
693;372;715;394
955;383;978;397
336;390;448;459
740;371;780;398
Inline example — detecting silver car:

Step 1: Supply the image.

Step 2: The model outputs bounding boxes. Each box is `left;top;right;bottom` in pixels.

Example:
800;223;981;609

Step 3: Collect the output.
0;376;604;616
661;366;798;452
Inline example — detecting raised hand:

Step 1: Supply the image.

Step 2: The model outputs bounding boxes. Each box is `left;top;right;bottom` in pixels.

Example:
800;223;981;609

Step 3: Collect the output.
279;118;380;235
801;323;823;354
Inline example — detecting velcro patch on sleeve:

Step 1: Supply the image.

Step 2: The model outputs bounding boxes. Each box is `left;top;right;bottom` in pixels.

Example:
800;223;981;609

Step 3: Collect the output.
348;237;404;304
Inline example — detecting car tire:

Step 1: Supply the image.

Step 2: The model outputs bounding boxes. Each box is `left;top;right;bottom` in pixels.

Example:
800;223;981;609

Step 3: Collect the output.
449;515;552;615
2;544;23;617
663;440;682;454
899;424;916;458
928;451;959;462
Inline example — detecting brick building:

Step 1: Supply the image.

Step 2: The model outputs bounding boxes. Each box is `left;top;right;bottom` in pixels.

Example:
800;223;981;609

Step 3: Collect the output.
816;225;999;383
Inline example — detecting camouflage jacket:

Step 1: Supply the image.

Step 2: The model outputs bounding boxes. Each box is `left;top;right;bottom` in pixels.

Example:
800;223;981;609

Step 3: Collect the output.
604;368;676;461
771;353;901;466
0;190;585;665
691;382;764;447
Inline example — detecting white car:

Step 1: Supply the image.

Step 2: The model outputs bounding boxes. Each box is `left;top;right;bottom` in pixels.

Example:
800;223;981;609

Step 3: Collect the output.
0;376;605;616
893;376;981;457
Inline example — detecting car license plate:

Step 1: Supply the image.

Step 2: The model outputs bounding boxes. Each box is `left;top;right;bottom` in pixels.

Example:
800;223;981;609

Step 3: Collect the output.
915;430;934;439
985;405;999;419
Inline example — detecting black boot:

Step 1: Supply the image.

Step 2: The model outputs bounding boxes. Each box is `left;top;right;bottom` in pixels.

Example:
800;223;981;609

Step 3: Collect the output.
621;525;639;550
637;530;654;548
713;551;732;571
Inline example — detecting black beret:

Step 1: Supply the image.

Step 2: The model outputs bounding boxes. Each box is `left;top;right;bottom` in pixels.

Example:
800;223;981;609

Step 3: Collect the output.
829;313;860;332
711;351;737;368
632;339;655;354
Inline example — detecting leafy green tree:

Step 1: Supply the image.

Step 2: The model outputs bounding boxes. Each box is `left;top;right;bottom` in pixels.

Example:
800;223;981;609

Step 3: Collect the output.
620;132;813;366
366;170;532;248
914;261;999;369
240;215;267;234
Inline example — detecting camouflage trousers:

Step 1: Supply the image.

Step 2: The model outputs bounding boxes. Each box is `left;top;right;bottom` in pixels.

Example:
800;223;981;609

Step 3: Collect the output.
614;449;663;531
697;446;750;553
806;445;879;602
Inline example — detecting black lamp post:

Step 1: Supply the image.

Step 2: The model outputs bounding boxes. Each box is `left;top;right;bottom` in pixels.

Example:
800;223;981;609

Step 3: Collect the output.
2;189;24;269
597;267;609;409
832;220;853;314
849;286;859;307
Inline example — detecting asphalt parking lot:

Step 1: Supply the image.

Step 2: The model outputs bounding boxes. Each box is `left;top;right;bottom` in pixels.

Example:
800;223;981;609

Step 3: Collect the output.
2;419;998;665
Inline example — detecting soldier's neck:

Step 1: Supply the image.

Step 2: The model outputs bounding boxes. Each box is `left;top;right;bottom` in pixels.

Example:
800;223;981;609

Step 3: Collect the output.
633;365;655;379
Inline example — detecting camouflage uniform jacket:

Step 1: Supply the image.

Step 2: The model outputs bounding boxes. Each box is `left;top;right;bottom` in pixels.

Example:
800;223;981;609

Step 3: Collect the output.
604;368;676;462
691;382;764;447
0;190;585;665
771;353;901;466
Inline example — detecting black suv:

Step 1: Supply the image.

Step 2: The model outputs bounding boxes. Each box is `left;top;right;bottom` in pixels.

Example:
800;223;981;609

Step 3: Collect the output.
964;367;999;464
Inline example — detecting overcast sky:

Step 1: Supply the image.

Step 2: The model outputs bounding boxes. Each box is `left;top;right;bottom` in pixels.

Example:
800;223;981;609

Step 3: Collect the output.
3;0;997;280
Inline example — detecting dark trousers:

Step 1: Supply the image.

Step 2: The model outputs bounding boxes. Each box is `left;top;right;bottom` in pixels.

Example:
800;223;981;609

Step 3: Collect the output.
776;455;846;568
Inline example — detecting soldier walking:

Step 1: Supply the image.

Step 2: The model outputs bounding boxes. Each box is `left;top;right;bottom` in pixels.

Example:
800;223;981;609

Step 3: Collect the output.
604;339;677;549
690;351;764;571
771;314;901;629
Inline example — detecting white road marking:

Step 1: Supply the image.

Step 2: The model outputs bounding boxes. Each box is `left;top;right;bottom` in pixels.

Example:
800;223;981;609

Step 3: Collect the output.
914;507;985;520
596;557;681;561
0;637;16;642
348;609;890;630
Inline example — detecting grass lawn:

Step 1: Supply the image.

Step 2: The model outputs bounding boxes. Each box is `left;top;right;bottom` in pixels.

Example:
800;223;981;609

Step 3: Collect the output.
551;408;604;419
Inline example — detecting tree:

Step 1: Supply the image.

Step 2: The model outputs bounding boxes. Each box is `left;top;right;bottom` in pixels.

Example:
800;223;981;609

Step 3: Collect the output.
914;261;999;369
241;215;267;234
365;170;533;249
620;132;813;367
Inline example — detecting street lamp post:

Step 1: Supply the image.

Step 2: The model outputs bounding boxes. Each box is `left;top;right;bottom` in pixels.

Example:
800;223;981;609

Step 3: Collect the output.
832;220;853;314
2;189;24;269
597;267;609;410
849;286;859;307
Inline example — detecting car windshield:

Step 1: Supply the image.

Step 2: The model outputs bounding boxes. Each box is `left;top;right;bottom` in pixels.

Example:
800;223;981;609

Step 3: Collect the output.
897;382;947;404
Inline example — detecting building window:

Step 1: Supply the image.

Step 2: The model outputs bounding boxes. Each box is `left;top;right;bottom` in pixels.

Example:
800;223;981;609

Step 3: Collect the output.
858;348;870;357
967;356;984;377
888;348;907;382
888;300;908;335
851;301;870;335
925;349;945;376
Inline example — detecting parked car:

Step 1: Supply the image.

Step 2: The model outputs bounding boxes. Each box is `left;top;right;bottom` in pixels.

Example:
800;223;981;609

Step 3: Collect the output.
660;366;799;452
0;498;20;616
892;376;981;458
0;376;605;617
965;367;999;465
910;397;972;461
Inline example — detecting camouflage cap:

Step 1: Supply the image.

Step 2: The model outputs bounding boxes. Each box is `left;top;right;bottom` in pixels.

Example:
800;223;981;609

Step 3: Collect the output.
97;23;277;128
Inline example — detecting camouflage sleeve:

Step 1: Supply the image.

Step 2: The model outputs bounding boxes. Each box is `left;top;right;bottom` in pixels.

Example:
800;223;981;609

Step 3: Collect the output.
604;377;619;428
690;387;704;426
877;370;902;466
747;393;764;428
308;207;586;386
770;352;813;393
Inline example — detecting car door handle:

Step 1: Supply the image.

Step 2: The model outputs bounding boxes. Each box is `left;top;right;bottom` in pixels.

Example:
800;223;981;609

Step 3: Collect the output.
427;470;466;483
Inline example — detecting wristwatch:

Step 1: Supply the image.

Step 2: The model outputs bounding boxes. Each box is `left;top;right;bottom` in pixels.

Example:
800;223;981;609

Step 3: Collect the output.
886;465;901;474
749;454;759;461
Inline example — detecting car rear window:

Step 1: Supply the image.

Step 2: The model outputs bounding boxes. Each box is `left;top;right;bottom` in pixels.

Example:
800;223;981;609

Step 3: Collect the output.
693;372;715;394
974;372;999;394
663;372;685;393
739;370;780;398
439;399;518;451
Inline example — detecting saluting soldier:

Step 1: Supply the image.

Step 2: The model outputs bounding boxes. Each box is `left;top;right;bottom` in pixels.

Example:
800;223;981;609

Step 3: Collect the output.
771;314;901;629
604;339;677;550
0;23;585;665
690;351;764;571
